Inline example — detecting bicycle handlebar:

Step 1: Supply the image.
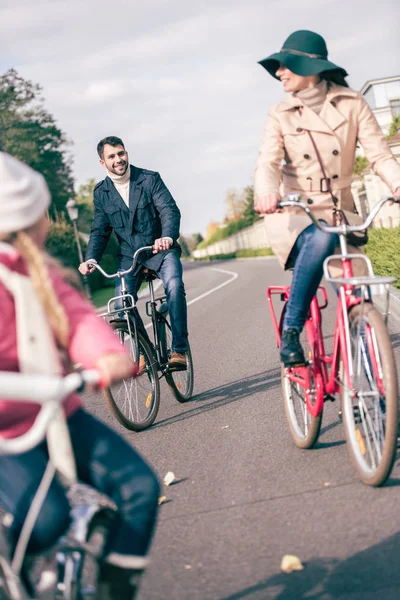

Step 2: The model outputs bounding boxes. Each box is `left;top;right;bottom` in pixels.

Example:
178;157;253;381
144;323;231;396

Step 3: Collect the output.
88;245;153;279
0;370;100;455
277;195;397;234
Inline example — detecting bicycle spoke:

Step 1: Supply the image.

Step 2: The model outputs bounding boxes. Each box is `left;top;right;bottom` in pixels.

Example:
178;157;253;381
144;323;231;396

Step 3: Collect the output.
342;304;398;486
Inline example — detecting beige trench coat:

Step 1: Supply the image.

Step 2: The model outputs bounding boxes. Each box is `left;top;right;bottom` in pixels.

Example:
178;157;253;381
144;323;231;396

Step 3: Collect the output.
254;84;400;275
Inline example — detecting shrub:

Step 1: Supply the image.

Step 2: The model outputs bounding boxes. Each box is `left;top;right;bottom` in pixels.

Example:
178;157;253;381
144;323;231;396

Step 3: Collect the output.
46;216;119;292
365;227;400;289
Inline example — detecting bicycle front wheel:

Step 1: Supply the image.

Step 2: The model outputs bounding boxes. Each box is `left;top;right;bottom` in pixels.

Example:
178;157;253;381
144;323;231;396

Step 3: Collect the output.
341;303;398;486
160;317;194;402
281;328;323;449
103;322;160;431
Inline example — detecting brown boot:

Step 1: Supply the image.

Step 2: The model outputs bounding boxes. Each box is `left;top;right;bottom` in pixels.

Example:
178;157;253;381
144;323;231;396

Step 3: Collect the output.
168;352;187;371
98;564;144;600
137;354;147;375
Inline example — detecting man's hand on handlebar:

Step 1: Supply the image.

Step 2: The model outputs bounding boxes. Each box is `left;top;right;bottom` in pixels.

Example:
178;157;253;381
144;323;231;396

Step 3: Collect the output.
153;237;172;253
79;260;97;275
254;193;282;214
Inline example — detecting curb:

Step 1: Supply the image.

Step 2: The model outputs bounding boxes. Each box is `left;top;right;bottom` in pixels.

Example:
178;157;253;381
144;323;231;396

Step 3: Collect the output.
372;285;400;327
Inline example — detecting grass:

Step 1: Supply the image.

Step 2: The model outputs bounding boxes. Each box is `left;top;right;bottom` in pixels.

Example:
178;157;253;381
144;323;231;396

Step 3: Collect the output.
194;247;274;261
91;286;115;308
91;282;150;308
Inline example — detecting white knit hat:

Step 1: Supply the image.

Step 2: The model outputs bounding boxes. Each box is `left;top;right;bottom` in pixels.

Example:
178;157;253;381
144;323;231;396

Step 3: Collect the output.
0;152;51;234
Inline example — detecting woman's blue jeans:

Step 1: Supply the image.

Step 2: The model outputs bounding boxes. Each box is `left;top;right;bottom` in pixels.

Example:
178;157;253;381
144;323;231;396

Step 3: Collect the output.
283;222;338;332
0;410;160;557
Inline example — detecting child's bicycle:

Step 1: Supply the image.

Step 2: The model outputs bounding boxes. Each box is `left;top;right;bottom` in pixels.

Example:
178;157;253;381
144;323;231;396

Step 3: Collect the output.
0;370;117;599
267;195;399;486
90;246;194;432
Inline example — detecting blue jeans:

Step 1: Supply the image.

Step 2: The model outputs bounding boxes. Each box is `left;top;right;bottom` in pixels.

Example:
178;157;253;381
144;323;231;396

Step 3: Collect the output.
116;252;189;353
0;410;160;557
283;223;338;331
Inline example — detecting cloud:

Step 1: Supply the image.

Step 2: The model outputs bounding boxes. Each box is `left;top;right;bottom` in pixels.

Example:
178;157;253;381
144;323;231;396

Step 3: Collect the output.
2;0;399;234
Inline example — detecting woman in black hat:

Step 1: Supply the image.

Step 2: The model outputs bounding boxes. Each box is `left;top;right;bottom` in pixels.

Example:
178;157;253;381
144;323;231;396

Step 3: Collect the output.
254;30;400;366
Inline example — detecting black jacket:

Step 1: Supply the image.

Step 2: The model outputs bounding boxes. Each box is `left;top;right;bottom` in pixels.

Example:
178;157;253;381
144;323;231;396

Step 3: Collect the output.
86;165;181;271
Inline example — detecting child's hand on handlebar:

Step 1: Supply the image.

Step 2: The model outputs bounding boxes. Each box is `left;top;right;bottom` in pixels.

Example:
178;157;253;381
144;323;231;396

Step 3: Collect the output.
96;353;138;387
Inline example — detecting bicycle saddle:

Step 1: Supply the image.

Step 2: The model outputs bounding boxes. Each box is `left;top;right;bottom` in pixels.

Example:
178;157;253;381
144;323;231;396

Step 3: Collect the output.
140;267;158;282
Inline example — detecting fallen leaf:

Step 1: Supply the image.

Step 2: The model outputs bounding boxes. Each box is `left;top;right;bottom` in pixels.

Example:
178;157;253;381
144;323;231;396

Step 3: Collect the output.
321;482;331;487
280;555;304;573
164;471;176;486
184;565;192;570
158;496;167;505
222;425;229;429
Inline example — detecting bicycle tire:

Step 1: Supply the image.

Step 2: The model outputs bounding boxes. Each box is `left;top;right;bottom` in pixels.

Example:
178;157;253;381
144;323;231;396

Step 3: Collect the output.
103;322;160;431
160;316;194;402
341;303;399;486
281;326;323;449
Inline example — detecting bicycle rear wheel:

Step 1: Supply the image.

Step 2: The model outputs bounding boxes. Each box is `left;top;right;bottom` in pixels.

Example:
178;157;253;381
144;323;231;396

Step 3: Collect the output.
282;327;323;449
160;316;194;402
341;303;398;486
103;322;160;431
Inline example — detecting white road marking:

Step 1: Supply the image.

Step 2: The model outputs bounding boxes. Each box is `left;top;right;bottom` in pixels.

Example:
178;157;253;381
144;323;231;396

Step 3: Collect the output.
186;267;239;307
144;266;239;329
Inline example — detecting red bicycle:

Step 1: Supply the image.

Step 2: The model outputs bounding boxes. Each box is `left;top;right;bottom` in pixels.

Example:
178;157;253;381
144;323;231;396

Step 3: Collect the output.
268;195;399;486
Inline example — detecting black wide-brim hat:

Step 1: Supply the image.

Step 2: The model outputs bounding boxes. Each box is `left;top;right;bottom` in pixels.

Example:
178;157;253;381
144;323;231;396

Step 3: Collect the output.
259;30;348;79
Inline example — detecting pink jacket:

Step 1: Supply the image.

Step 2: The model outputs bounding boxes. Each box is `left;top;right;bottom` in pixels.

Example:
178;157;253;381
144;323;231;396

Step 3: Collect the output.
0;248;126;439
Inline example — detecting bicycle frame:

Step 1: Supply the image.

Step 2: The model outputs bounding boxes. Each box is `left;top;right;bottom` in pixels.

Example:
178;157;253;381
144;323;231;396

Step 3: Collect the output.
93;248;171;375
0;371;115;600
267;195;397;417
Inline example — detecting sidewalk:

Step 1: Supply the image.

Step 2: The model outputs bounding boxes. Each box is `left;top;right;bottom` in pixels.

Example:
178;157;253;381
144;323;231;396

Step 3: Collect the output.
372;284;400;327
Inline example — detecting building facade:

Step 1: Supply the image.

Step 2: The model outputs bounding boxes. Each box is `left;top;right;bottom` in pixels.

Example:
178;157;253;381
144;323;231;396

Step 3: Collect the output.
351;75;400;228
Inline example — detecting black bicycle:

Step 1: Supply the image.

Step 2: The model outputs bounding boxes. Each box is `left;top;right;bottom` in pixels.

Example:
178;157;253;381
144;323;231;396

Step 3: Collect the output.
91;246;194;431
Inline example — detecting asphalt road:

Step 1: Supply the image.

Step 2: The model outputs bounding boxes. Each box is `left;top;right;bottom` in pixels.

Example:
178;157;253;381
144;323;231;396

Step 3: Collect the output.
83;257;400;600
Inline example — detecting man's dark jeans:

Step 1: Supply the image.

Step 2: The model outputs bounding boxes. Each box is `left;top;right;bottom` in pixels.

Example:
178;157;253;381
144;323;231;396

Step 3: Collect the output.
116;251;189;353
283;222;338;332
0;410;160;557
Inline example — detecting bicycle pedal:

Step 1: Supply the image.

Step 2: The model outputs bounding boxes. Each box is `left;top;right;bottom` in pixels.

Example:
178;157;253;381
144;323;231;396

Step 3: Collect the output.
353;406;361;424
324;394;335;403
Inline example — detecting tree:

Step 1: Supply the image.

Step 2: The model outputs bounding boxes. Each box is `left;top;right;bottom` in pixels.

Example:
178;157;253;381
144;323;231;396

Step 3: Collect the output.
387;115;400;139
0;69;74;219
205;221;221;240
224;188;247;222
192;233;204;247
241;185;258;226
76;178;96;233
353;156;369;176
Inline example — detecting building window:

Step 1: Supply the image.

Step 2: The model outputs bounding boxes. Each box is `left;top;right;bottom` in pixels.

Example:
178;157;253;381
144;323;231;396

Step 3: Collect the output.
390;98;400;118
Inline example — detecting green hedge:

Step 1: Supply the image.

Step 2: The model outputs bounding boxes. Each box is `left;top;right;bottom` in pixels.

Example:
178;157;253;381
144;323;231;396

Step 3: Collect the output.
46;217;119;292
365;227;400;289
197;216;259;249
194;247;273;261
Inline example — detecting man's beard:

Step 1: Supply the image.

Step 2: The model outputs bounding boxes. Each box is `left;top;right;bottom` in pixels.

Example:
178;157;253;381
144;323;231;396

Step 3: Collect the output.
111;161;128;175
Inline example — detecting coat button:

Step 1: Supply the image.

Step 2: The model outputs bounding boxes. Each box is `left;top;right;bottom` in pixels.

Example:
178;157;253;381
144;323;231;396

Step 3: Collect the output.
307;198;313;205
333;149;339;155
304;154;310;159
296;127;303;132
294;106;301;110
332;174;338;179
331;101;337;107
333;196;339;205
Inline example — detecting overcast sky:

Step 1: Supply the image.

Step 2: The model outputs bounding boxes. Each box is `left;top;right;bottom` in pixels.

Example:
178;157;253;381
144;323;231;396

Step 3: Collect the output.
1;0;399;235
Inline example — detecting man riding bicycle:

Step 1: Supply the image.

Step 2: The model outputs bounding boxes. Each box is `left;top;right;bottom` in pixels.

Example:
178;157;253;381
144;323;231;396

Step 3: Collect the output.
79;136;189;371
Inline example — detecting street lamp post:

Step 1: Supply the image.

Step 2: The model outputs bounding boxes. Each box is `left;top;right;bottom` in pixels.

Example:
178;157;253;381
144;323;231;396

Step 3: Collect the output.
66;198;92;300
